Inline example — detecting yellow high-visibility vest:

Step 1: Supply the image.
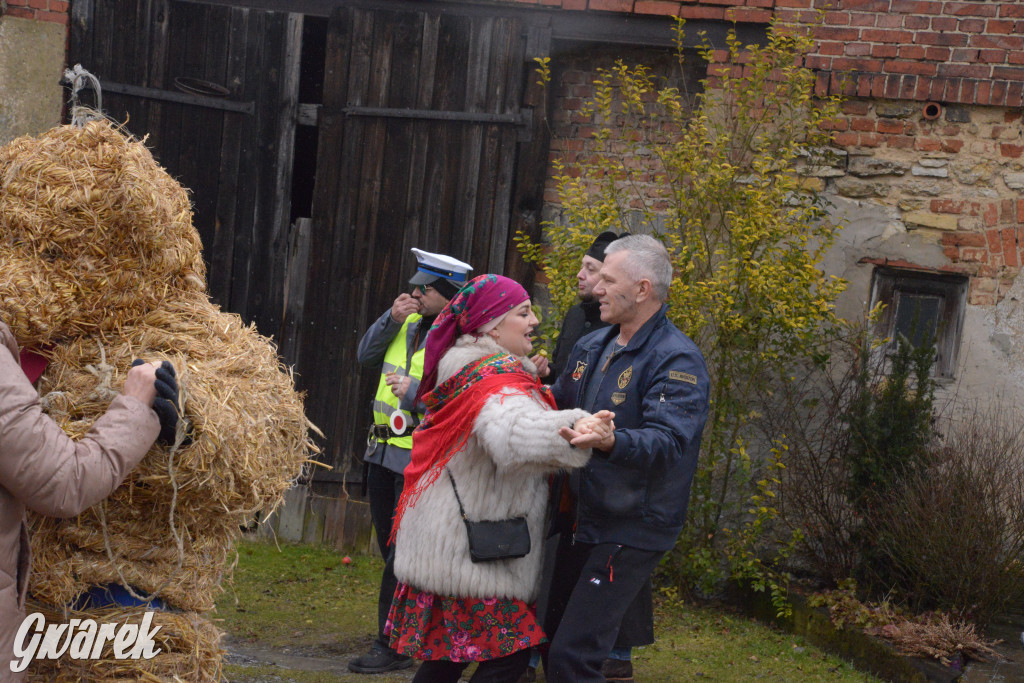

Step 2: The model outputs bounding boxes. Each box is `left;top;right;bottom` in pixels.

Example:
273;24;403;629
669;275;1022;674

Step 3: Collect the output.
371;313;424;449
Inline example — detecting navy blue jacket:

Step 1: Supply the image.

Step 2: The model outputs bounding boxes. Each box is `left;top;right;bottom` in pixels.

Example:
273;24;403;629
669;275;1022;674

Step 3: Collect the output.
551;305;709;552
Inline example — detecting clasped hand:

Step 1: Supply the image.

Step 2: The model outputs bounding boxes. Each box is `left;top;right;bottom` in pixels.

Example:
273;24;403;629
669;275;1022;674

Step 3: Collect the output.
559;410;616;451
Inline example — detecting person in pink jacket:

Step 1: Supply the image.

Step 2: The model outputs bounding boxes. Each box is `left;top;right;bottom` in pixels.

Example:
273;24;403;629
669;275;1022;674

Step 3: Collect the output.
0;320;174;681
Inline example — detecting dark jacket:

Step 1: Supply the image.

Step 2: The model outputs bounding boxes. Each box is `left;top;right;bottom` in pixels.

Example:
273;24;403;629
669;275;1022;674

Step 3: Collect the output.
551;306;709;552
542;300;607;385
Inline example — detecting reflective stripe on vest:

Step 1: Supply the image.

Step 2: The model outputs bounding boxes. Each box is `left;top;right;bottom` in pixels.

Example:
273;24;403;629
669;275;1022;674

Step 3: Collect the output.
372;313;424;449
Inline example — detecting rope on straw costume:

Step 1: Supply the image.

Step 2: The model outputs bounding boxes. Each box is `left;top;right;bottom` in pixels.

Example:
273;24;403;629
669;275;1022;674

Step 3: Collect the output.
41;339;190;606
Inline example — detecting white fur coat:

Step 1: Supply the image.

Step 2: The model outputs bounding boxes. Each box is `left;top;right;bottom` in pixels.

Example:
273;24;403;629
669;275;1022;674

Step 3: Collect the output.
392;335;590;603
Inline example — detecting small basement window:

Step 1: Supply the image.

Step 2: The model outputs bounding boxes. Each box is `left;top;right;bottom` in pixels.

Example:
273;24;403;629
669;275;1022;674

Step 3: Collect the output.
869;267;968;380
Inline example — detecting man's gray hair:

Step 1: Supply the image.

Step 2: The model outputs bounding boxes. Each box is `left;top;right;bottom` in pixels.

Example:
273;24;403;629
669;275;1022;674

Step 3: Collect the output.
604;234;673;301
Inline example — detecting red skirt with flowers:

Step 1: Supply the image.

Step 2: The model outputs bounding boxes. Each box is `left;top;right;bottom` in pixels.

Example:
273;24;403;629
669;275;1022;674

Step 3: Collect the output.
386;582;546;662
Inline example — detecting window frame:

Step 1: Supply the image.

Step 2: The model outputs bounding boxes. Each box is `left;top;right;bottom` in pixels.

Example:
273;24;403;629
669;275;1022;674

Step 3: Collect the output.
869;267;968;380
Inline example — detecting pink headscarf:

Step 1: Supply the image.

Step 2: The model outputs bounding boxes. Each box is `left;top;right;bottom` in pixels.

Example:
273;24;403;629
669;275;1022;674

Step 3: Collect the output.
415;274;529;403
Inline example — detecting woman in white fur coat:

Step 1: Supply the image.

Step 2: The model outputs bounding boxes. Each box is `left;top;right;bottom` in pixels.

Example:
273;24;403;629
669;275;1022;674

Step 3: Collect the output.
386;274;613;683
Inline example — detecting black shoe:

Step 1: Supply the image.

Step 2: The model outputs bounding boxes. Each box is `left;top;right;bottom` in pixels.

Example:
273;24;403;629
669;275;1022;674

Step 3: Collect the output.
601;658;634;681
348;645;414;674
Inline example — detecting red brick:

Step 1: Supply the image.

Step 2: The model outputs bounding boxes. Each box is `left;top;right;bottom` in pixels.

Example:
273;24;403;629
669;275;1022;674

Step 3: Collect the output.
943;246;961;261
899;45;927;59
845;42;873;56
941;139;964;153
1001;4;1024;18
903;14;930;29
915;137;942;152
937;63;991;79
876;14;903;29
849;117;876;132
951;48;980;61
588;0;635;11
842;99;871;115
979;49;1008;64
833;131;859;147
3;6;33;17
891;0;938;12
970;34;1024;50
1010;51;1024;65
987;19;1015;34
1018;200;1024;223
860;132;884;147
841;0;890;10
941;231;987;247
27;0;47;9
1001;199;1017;222
932;199;966;214
962;248;988;263
976;80;993;104
986;230;1002;251
957;17;986;32
860;28;914;43
1000;144;1024;158
917;31;970;47
677;5;725;19
824;11;850;24
930;16;958;31
924;47;951;61
985;206;1001;228
730;6;772;21
990;81;1008;107
814;26;862;41
877;119;906;134
884;60;938;76
993;66;1024;80
850;13;877;27
634;0;681;15
817;40;844;56
945;1;998;17
888;135;915;149
914;77;933;100
958;79;976;102
49;0;69;9
1007;82;1024;108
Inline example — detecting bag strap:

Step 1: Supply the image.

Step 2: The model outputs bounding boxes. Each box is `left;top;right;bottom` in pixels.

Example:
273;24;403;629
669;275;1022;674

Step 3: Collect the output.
445;468;469;522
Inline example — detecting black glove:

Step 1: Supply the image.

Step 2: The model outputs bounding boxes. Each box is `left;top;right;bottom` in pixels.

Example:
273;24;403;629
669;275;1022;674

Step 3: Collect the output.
132;359;187;446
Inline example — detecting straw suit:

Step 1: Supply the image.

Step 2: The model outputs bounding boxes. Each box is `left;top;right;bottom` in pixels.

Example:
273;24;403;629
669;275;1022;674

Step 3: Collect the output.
0;322;159;682
392;334;590;603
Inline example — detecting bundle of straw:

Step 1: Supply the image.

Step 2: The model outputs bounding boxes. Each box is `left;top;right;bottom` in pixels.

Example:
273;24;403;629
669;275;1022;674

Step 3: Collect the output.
0;119;206;347
0;120;317;681
24;602;224;682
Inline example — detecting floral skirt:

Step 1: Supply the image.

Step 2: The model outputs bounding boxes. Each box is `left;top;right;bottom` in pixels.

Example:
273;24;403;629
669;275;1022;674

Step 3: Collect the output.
385;582;546;662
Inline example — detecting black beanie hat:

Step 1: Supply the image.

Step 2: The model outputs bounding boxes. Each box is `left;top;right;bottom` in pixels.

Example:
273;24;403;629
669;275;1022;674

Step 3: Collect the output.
585;231;622;262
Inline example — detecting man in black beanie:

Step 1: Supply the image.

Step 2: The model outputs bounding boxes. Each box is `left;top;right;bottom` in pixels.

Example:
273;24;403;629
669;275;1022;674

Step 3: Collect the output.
535;231;620;385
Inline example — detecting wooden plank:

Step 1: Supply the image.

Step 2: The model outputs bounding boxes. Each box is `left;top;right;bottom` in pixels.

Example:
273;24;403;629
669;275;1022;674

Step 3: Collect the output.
225;8;267;320
398;14;439;256
141;0;171;150
298;5;357;469
280;217;311;361
210;7;251;308
455;15;489;268
488;17;524;275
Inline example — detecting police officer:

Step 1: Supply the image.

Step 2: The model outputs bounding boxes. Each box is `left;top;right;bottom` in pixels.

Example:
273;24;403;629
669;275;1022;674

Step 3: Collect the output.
348;248;472;675
544;235;710;682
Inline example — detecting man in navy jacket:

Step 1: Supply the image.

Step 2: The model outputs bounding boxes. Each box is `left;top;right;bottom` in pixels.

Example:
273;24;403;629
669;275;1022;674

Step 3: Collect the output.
544;234;710;682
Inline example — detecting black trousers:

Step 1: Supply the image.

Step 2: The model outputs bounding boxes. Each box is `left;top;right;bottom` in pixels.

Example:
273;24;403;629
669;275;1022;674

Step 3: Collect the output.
412;649;533;683
542;538;664;682
366;461;404;649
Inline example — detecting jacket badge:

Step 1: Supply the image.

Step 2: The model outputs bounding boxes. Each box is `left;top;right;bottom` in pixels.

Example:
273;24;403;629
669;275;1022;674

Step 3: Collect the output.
669;370;697;385
572;361;587;381
610;392;626;405
617;365;633;389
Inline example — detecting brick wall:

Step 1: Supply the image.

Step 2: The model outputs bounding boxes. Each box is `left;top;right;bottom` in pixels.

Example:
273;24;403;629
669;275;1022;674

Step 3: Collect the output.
500;0;1024;108
2;0;68;25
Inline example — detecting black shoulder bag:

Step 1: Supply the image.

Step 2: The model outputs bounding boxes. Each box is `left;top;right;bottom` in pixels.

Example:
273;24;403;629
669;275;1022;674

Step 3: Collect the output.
446;468;531;563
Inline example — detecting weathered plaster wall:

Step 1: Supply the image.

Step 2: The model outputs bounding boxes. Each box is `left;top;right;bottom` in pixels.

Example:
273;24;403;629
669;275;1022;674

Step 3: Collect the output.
0;14;65;145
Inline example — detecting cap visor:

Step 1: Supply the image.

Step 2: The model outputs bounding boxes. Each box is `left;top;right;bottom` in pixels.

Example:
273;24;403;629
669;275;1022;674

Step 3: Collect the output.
408;271;440;285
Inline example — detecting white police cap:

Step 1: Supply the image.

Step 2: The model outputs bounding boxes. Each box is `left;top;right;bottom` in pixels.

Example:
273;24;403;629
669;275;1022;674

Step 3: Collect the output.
408;248;473;286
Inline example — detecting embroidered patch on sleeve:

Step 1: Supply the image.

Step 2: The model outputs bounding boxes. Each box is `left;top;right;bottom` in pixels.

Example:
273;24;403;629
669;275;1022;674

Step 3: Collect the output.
669;370;697;385
610;392;626;405
572;361;587;381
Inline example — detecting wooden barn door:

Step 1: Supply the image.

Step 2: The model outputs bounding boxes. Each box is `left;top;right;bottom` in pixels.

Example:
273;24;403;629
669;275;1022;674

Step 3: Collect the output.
68;0;301;340
297;5;538;477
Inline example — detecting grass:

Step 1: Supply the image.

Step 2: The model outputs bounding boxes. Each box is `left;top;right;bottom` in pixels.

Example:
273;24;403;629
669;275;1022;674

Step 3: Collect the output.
216;538;881;682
